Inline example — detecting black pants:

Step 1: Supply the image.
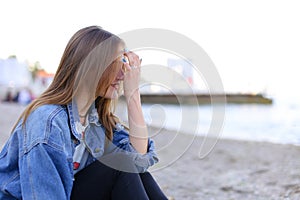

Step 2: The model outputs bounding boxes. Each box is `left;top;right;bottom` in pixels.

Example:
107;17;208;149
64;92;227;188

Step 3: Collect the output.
71;161;168;200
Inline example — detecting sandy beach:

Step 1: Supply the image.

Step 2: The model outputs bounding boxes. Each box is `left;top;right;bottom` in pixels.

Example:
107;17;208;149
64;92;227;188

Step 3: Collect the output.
1;102;300;199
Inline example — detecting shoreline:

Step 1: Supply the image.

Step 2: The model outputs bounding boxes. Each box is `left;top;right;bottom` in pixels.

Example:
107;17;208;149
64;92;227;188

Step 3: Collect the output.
1;103;300;199
147;123;300;148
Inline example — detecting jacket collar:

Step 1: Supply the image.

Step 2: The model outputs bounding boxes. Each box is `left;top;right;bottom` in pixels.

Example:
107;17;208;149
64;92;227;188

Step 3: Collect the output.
66;102;102;140
66;103;82;140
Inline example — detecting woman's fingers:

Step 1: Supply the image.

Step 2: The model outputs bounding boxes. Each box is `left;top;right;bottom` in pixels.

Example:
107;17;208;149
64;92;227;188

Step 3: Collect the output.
122;51;142;99
124;51;141;67
122;52;142;74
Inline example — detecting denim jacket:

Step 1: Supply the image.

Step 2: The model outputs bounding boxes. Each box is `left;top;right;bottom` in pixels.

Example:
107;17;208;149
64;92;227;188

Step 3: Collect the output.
0;103;158;199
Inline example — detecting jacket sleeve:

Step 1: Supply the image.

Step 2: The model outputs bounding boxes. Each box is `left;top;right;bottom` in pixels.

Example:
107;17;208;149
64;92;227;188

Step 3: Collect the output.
19;125;73;200
111;124;159;173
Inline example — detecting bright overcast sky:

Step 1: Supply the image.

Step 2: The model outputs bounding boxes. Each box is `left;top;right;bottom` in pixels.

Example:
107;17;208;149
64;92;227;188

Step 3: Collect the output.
1;0;300;98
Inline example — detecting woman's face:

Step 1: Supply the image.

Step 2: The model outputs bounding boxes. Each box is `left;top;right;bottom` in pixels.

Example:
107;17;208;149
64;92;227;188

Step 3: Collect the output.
98;52;126;99
103;62;125;99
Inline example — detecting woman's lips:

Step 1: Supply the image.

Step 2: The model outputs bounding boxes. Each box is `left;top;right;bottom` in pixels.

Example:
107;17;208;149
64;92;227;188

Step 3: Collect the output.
111;82;119;89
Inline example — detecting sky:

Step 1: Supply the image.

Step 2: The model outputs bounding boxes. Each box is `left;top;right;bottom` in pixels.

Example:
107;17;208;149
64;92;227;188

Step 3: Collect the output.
1;0;300;99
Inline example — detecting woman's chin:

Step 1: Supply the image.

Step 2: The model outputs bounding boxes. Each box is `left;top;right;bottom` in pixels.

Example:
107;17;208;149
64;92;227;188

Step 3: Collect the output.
102;90;119;99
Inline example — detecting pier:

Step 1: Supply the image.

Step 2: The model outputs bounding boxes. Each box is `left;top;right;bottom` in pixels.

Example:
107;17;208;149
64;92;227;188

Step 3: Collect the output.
137;93;273;105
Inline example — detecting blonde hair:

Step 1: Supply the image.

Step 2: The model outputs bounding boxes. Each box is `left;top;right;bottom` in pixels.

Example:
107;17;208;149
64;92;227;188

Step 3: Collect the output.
15;26;124;140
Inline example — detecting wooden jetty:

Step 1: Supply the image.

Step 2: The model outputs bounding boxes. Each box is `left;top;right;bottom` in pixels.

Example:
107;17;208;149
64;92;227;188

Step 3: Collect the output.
137;93;273;105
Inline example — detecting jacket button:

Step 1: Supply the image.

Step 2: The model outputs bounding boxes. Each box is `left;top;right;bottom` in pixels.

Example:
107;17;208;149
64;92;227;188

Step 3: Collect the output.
94;147;101;153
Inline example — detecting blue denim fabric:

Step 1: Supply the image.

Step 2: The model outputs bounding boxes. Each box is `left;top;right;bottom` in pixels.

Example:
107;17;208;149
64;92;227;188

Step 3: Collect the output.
0;103;158;199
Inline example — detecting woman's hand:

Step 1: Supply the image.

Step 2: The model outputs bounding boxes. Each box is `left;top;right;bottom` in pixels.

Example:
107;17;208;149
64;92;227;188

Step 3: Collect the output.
123;51;142;100
122;51;148;154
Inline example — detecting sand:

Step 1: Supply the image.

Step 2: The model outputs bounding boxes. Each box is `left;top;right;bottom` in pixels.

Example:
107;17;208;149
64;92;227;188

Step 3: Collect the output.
1;102;300;199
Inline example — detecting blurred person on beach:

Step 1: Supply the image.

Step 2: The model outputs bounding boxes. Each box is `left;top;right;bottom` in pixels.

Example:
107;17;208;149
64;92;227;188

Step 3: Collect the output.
17;88;34;105
2;90;14;102
0;26;167;200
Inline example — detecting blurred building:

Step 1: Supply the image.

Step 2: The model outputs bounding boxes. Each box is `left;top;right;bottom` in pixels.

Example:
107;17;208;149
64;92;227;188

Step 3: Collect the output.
0;57;31;100
0;57;54;101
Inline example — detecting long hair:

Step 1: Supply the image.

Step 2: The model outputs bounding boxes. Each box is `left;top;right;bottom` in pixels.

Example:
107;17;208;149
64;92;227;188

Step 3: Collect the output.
14;26;123;140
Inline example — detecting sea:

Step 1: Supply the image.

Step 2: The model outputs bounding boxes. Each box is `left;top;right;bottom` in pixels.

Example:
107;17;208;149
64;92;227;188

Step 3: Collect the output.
117;95;300;146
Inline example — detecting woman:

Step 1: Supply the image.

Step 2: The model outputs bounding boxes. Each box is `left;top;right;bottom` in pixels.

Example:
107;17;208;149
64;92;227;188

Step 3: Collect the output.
0;26;167;199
